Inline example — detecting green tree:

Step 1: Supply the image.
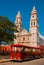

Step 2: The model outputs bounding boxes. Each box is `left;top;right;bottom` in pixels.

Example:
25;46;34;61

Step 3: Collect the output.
0;16;18;45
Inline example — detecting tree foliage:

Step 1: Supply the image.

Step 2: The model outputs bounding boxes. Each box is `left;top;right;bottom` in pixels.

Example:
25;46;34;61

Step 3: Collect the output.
0;16;18;44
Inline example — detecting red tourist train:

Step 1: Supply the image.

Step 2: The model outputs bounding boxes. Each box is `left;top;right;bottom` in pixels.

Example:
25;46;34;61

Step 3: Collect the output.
10;44;44;61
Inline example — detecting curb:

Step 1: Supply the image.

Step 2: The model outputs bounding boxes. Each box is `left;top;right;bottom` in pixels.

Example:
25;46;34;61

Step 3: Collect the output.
0;59;11;63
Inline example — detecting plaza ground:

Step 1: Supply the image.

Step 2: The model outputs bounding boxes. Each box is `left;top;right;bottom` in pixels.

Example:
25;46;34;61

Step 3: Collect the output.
0;58;44;65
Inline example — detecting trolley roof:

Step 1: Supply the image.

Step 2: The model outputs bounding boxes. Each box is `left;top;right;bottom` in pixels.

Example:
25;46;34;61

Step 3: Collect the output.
11;44;44;50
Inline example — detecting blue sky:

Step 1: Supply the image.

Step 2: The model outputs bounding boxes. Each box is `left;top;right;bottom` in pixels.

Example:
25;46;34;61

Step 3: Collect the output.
0;0;44;36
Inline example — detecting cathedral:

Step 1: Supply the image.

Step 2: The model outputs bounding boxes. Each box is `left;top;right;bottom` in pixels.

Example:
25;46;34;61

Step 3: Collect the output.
14;6;44;47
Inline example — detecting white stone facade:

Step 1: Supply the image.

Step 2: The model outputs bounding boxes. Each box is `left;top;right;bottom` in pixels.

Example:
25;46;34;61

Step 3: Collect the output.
14;6;44;47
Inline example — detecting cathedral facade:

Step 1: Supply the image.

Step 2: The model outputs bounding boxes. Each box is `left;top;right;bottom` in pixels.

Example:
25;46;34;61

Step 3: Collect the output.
14;6;44;47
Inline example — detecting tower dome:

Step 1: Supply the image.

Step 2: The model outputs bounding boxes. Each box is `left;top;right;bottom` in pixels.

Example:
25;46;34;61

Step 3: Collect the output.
31;6;37;14
16;11;21;18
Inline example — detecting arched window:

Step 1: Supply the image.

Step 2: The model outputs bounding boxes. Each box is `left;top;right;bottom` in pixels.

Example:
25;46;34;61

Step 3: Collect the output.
31;22;32;25
34;22;35;25
23;37;25;41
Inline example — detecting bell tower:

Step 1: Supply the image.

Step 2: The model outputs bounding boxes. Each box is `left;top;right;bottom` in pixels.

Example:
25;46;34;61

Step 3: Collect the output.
30;6;39;47
15;11;22;32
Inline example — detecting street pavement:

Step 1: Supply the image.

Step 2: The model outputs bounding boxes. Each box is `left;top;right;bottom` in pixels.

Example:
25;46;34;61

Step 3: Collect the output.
0;56;10;60
0;58;44;65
